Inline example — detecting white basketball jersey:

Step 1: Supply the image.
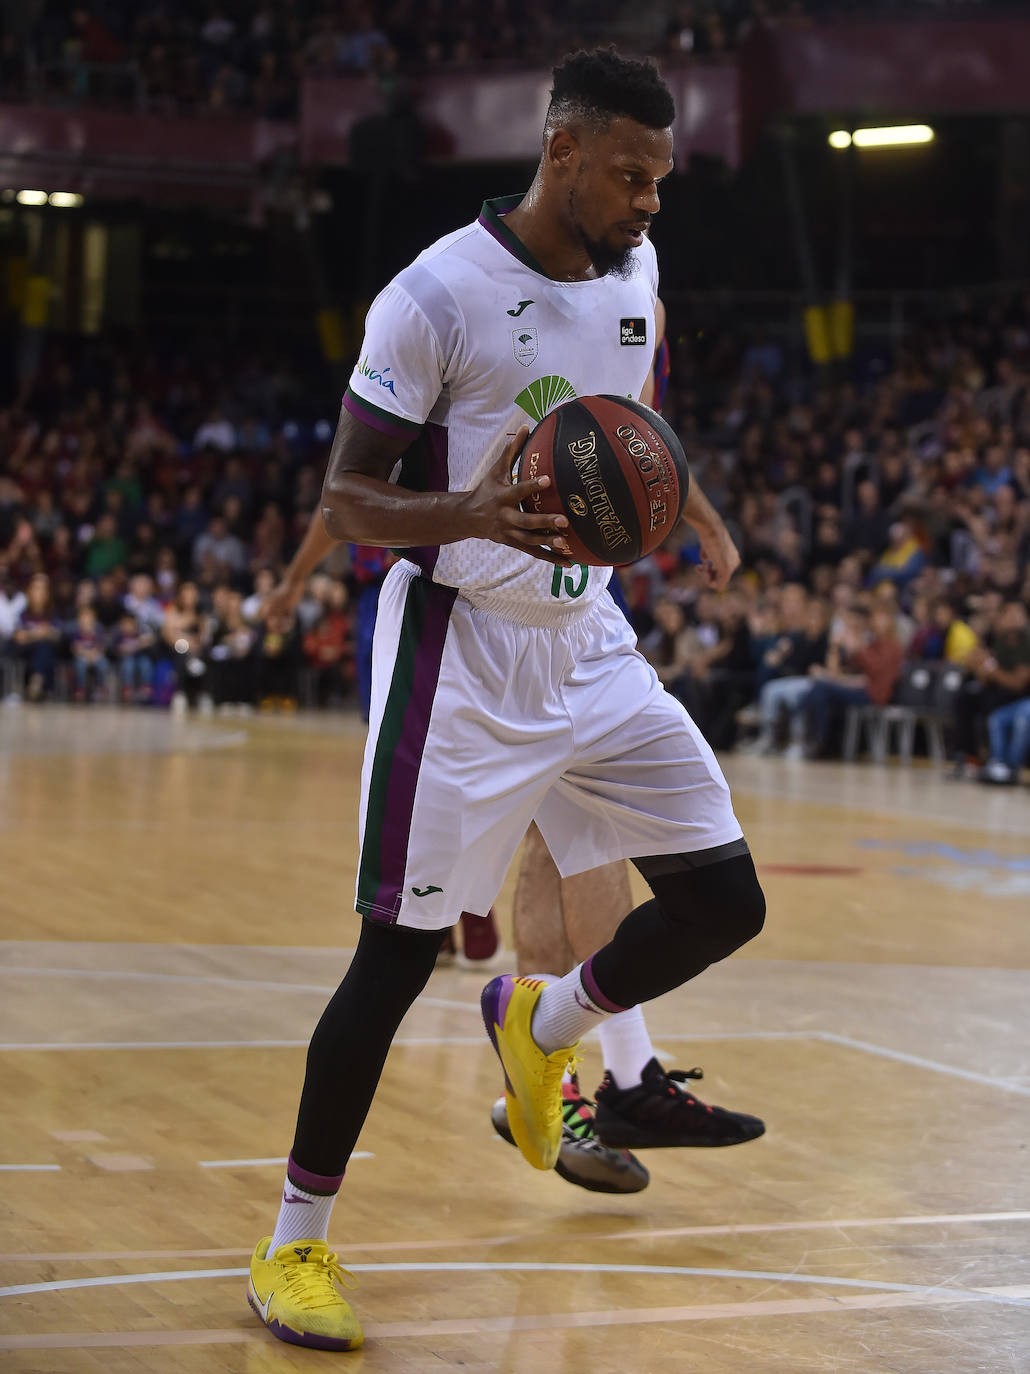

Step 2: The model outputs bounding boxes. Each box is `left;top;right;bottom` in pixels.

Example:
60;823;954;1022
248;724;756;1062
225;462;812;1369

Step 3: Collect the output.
344;196;659;622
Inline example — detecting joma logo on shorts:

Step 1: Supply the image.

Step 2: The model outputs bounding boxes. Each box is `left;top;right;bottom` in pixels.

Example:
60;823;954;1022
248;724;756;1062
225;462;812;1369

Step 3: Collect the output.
356;356;397;395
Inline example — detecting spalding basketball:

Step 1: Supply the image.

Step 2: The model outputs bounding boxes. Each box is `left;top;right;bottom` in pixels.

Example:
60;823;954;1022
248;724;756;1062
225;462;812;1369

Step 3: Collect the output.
516;395;689;567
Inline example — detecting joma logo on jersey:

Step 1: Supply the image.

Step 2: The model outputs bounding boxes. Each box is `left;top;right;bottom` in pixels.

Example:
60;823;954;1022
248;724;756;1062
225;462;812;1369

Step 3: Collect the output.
620;318;647;346
356;356;397;394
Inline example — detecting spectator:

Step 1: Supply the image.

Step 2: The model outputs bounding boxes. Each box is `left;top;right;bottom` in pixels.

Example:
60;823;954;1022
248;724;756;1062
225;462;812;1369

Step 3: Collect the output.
70;605;110;702
192;514;246;580
163;581;212;714
193;407;236;453
83;513;127;579
748;596;830;755
950;600;1030;773
803;605;903;758
256;609;300;710
111;609;156;703
844;480;889;561
243;568;277;623
869;519;927;590
980;695;1030;785
0;565;27;650
207;590;257;713
12;573;62;701
302;581;355;707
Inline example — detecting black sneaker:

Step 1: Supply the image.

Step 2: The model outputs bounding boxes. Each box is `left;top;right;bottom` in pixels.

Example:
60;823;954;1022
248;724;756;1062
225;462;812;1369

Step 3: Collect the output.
594;1058;765;1149
491;1076;649;1194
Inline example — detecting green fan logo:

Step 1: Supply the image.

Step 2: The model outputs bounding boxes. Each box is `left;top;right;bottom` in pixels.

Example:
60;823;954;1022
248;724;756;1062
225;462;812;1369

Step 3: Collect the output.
515;375;577;423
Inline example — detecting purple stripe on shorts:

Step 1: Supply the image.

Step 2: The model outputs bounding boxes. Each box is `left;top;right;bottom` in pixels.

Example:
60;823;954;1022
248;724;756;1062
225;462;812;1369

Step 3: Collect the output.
286;1151;344;1196
371;581;457;917
343;389;417;439
580;955;629;1014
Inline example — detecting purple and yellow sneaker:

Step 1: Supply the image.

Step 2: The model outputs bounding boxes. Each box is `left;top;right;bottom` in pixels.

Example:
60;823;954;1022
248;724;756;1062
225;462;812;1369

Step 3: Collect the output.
247;1237;363;1351
491;1074;649;1193
481;974;578;1171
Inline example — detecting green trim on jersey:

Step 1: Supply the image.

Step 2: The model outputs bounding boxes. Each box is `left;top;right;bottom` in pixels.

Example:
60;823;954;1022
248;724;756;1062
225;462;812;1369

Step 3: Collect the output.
344;385;422;434
479;196;550;277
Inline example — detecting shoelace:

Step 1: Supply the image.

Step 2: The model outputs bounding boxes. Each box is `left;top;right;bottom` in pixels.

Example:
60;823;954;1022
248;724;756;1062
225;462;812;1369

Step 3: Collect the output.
534;1052;578;1129
282;1251;358;1310
562;1084;597;1141
665;1067;705;1103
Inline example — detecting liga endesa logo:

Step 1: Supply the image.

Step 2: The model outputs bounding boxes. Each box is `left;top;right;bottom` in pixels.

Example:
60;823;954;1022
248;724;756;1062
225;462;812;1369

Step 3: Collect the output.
356;356;397;395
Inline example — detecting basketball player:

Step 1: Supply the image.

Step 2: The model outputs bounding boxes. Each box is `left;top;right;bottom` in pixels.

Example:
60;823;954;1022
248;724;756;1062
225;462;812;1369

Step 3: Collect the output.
247;50;765;1351
266;324;763;1198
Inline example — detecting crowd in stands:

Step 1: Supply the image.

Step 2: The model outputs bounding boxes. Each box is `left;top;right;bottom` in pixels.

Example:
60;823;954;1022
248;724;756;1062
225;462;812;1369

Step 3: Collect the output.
3;1;809;118
625;293;1030;781
6;1;1026;119
2;291;1030;781
0;341;370;716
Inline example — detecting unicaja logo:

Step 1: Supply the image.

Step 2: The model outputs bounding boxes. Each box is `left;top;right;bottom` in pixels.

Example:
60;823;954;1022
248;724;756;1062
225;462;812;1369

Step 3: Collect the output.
357;356;397;395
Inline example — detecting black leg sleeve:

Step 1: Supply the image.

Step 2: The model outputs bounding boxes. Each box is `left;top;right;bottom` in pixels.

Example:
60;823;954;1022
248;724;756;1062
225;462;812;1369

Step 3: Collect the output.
586;851;766;1010
291;917;445;1177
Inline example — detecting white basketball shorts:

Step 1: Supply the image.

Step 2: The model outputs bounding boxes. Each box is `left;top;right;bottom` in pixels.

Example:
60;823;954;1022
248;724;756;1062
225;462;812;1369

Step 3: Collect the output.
355;561;744;930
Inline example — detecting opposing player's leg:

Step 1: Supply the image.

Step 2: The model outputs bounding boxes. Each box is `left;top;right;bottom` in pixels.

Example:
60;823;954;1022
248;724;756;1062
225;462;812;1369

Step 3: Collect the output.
511;821;573;976
493;826;648;1193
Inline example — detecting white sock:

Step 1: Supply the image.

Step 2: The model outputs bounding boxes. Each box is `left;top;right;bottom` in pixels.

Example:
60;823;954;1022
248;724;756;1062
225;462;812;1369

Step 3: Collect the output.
530;959;624;1053
268;1154;342;1252
598;1005;656;1089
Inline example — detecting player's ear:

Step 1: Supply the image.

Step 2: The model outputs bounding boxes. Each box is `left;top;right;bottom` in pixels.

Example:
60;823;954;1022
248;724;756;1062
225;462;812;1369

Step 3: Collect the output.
546;126;580;178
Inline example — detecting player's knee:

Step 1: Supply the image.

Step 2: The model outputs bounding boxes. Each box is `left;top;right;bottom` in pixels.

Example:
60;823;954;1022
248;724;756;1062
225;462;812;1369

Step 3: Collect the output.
648;850;765;962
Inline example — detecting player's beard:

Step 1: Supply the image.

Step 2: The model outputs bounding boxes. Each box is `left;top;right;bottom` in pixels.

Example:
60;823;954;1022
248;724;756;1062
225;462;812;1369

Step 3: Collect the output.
568;185;637;280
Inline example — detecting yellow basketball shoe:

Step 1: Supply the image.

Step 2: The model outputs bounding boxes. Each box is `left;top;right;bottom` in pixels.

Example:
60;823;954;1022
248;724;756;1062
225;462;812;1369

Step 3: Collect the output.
247;1237;363;1351
481;974;579;1171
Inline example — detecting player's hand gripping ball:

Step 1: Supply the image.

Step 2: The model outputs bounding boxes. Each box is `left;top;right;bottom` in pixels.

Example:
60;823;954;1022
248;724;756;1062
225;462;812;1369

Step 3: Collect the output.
515;395;690;566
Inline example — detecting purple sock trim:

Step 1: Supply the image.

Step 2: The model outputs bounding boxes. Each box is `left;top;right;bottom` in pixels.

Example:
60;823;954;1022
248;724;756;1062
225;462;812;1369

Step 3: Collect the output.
286;1152;344;1197
580;956;628;1015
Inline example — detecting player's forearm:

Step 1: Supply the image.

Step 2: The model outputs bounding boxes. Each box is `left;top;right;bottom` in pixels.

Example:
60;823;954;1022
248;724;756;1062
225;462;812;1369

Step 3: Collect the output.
321;471;476;548
681;476;724;540
284;505;339;586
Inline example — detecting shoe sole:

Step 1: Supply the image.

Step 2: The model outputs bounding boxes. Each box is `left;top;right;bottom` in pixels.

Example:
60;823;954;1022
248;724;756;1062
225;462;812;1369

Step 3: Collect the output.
491;1102;649;1194
595;1113;766;1150
247;1283;362;1352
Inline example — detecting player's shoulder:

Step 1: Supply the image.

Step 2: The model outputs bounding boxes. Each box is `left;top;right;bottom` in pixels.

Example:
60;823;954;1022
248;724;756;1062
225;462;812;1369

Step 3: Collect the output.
380;218;490;324
369;220;486;354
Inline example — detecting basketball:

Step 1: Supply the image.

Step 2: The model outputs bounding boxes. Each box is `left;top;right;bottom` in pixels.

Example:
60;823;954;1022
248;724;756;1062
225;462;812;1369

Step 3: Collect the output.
515;395;690;566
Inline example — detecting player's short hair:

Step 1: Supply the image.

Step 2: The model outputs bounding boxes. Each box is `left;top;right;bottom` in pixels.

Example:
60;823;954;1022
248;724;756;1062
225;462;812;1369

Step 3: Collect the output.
545;47;675;141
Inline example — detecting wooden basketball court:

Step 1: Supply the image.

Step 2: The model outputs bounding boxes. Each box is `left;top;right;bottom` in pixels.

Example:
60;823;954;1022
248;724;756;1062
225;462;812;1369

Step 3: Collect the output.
2;705;1029;1372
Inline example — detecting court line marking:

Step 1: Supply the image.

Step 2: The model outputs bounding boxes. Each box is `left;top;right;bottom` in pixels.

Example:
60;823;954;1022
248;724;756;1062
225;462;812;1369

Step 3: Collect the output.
1;1029;1028;1099
813;1032;1030;1098
198;1153;373;1168
7;1286;1030;1350
2;1260;1028;1304
2;1209;1029;1264
0;967;476;1015
7;1284;1030;1351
